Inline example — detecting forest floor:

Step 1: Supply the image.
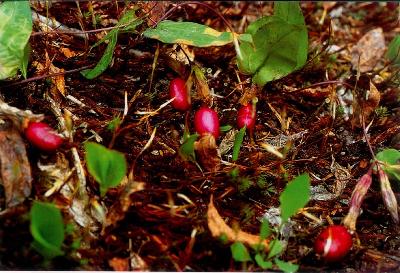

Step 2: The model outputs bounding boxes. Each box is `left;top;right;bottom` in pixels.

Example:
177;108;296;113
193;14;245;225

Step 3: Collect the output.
0;1;400;272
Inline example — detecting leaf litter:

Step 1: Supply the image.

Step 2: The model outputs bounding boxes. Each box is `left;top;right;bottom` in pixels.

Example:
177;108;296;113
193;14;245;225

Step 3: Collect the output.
0;2;399;272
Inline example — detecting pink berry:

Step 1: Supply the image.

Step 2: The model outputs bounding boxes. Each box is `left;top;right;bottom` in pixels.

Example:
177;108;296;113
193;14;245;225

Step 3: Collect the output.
169;78;191;111
25;122;63;152
314;225;353;262
237;104;256;130
194;106;220;139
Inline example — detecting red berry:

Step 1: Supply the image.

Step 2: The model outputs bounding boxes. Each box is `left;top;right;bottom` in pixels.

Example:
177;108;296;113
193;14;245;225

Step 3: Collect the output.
25;122;63;152
194;106;220;139
169;78;191;111
314;225;353;262
237;104;256;130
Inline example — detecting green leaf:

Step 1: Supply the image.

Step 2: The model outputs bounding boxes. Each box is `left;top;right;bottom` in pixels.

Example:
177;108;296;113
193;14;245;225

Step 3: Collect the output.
81;31;118;79
376;148;400;165
232;126;246;161
237;2;308;86
386;35;400;66
255;254;272;269
274;2;305;25
230;241;252;262
220;124;233;132
280;173;310;222
274;258;299;273
376;148;400;181
30;201;65;259
107;116;122;132
259;218;271;240
81;9;142;79
84;142;127;196
92;9;142;49
178;133;199;162
0;0;32;80
143;20;234;47
267;239;284;259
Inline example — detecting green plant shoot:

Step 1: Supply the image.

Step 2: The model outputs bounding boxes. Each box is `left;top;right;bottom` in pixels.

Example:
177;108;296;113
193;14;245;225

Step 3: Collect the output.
84;142;127;196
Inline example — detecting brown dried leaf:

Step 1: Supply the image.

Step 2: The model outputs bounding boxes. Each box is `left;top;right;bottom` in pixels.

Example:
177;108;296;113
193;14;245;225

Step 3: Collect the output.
352;81;381;128
0;121;32;207
207;196;269;251
108;257;129;271
142;1;170;27
194;134;221;173
351;28;386;73
104;179;145;231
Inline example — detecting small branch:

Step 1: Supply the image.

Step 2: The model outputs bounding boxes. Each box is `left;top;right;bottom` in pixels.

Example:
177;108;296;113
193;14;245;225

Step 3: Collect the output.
1;64;94;88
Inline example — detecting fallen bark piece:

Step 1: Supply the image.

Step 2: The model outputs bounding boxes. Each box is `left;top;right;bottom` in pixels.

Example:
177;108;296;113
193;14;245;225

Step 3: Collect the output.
207;196;269;251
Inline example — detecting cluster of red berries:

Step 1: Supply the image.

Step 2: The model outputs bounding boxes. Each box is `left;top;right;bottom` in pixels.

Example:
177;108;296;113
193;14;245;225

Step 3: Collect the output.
169;77;256;139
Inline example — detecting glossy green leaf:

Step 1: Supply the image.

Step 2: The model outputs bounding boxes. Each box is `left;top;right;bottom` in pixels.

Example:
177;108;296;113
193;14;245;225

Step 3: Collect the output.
386;35;400;66
232;126;246;161
237;2;308;86
230;241;252;262
0;0;32;80
30;201;65;259
143;20;234;47
267;239;284;259
280;173;310;222
84;142;127;196
274;258;299;273
255;254;272;269
179;133;199;162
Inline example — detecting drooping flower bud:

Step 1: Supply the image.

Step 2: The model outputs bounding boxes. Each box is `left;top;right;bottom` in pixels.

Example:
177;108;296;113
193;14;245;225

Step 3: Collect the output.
378;166;399;224
343;169;373;231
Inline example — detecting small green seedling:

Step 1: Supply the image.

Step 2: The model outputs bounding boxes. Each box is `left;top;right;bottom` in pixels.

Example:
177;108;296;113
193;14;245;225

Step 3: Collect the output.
30;201;65;259
81;9;143;79
84;142;127;196
230;173;310;272
178;133;199;162
232;126;246;161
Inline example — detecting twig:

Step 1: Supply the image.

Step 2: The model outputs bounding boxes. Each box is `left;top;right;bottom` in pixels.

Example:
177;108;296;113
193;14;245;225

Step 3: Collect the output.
0;64;94;88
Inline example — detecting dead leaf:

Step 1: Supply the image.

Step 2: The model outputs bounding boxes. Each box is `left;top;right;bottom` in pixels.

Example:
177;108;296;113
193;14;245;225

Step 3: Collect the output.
108;257;129;271
351;28;386;73
142;1;170;27
193;65;211;104
194;134;221;173
207;196;269;251
59;47;78;58
104;178;145;232
0;120;32;207
351;81;381;128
